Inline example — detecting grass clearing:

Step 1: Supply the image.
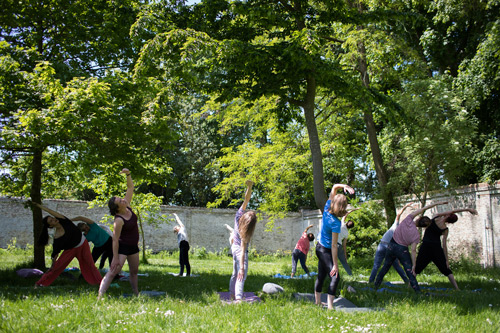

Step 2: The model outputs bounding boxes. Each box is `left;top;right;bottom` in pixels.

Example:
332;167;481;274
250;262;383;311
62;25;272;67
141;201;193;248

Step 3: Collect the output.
1;248;499;332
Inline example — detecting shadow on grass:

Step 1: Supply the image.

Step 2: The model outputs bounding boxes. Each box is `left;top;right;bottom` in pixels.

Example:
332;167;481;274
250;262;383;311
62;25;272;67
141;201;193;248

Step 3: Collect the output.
1;258;499;315
0;262;315;306
343;277;500;315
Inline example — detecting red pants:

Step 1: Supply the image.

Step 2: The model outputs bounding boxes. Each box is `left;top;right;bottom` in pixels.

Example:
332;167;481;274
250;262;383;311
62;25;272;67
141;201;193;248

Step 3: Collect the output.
36;239;102;286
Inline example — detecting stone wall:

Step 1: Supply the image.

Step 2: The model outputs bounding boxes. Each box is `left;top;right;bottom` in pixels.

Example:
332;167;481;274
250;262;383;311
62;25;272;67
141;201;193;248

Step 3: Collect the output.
396;182;500;268
1;181;498;266
0;197;318;255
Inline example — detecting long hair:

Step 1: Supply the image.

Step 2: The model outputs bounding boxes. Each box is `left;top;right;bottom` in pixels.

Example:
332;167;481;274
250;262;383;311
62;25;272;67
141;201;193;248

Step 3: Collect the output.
238;211;257;243
329;194;348;217
37;216;51;246
108;196;119;216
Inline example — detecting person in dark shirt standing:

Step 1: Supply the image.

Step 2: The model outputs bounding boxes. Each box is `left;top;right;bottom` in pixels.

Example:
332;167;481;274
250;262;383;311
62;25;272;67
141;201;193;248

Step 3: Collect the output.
33;203;102;287
415;207;477;290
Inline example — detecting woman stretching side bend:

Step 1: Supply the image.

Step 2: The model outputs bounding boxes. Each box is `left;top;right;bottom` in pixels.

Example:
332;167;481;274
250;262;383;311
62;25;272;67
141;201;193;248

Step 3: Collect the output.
374;201;448;292
415;207;477;290
98;168;140;299
315;183;355;310
33;202;102;287
229;180;258;301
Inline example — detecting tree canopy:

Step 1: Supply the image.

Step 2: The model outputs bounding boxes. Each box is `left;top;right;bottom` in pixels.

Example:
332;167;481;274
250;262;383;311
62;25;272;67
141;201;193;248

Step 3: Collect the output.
1;0;499;262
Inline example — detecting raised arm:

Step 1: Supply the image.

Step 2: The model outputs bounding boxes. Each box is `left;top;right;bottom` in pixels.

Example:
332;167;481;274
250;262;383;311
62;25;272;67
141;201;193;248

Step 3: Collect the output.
32;202;65;219
224;224;234;233
396;202;417;222
410;201;448;218
173;213;184;228
241;180;253;210
71;216;95;224
120;168;134;206
341;207;361;223
330;184;355;197
433;208;478;218
304;224;314;233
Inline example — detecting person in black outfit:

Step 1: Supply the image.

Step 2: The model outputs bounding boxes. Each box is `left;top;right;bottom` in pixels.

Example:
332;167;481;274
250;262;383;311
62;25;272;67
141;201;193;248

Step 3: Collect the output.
173;213;191;276
415;207;477;290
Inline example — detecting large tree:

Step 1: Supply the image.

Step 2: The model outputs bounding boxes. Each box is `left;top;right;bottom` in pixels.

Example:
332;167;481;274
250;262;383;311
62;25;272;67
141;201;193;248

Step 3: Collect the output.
0;0;175;268
133;0;373;212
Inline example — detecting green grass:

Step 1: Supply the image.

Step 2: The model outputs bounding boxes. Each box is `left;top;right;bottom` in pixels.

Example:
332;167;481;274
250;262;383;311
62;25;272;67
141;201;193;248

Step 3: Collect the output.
1;248;499;332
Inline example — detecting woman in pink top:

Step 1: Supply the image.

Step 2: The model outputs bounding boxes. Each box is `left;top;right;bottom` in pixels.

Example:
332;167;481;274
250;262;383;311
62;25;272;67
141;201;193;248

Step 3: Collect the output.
290;224;315;278
374;201;448;292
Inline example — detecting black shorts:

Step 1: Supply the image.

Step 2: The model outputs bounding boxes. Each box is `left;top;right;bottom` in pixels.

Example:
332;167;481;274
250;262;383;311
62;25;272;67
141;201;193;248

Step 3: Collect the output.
118;243;139;256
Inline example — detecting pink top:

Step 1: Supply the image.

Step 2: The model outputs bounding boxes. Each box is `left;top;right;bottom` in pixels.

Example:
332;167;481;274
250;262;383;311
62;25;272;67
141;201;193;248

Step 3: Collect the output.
392;215;420;246
295;232;310;255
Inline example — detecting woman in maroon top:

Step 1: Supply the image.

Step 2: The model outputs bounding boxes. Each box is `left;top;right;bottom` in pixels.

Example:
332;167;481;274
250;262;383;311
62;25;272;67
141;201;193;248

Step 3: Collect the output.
98;168;140;298
33;203;102;287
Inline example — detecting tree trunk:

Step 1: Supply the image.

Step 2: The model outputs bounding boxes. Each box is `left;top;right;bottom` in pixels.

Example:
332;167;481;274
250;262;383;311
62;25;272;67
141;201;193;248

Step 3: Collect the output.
363;110;396;225
302;74;327;209
31;148;45;269
357;36;396;226
136;209;148;264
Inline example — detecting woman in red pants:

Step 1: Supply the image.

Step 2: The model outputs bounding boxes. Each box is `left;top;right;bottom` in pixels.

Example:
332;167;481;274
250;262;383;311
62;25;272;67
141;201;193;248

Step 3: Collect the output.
33;202;102;287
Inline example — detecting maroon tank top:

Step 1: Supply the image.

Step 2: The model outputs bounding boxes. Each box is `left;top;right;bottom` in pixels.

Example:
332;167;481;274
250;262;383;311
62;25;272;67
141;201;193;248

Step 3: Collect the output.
116;207;139;245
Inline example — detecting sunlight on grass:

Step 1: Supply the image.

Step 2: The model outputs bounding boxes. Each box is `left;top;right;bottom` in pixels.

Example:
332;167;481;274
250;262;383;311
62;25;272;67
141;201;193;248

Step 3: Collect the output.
1;247;499;332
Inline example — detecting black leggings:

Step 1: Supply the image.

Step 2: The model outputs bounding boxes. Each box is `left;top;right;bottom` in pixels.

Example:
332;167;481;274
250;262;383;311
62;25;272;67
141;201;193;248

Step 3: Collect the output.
415;242;452;276
179;240;191;276
91;237;113;269
292;249;309;275
315;243;340;296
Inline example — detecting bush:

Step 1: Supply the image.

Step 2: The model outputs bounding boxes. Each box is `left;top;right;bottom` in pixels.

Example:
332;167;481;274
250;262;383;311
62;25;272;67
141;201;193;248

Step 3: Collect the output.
221;246;231;257
192;246;209;259
346;201;386;258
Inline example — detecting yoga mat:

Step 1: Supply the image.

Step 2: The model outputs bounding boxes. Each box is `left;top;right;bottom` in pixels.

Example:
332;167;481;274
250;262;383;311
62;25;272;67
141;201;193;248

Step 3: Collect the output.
376;287;404;294
218;292;261;304
293;293;381;312
123;290;166;298
273;272;317;279
119;273;150;281
168;272;200;277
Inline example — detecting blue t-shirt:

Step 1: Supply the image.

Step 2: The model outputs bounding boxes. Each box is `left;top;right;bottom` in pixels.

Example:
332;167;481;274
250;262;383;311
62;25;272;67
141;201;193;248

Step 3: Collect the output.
318;199;341;249
85;223;111;248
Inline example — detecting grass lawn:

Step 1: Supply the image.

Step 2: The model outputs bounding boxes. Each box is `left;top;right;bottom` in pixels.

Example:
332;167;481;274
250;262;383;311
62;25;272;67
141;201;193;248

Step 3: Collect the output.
1;247;499;332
